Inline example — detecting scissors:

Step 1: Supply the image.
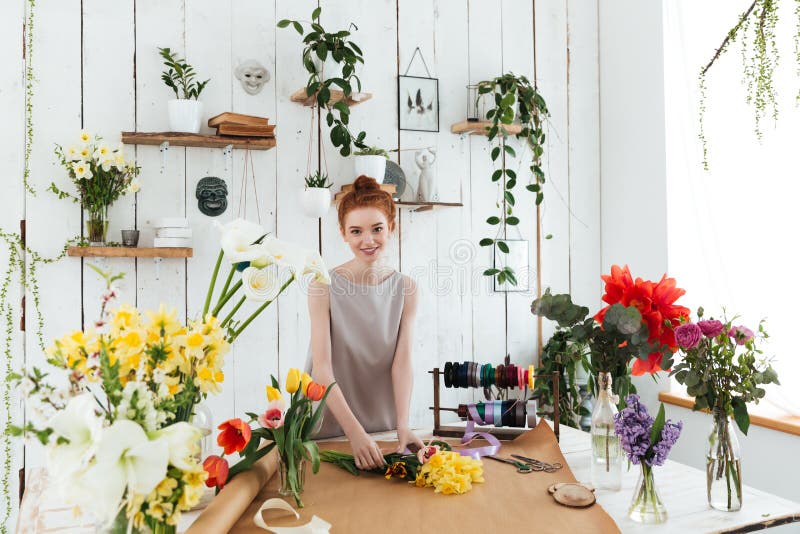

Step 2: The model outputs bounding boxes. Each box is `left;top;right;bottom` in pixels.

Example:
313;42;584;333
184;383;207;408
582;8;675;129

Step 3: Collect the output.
510;454;563;473
485;455;534;474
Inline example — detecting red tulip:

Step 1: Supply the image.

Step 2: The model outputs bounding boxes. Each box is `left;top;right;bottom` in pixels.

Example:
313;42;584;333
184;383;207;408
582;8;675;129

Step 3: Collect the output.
203;455;229;489
305;381;326;401
217;418;252;455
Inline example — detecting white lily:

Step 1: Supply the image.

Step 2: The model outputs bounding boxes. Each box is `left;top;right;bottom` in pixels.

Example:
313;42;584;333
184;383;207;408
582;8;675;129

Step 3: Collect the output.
304;250;330;285
46;393;103;482
84;419;169;524
216;218;267;263
262;237;307;275
242;266;281;302
150;422;202;471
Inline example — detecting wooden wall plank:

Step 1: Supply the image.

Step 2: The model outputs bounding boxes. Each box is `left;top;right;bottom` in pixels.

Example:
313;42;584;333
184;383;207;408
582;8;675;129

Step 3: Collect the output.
534;0;571;348
0;0;25;526
23;0;84;477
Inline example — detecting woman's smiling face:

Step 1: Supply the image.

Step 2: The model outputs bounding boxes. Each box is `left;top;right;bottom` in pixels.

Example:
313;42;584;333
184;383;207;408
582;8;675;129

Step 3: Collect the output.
341;207;392;263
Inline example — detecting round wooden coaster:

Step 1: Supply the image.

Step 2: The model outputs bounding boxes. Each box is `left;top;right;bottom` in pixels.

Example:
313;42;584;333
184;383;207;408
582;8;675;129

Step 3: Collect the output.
547;482;595;494
552;485;596;508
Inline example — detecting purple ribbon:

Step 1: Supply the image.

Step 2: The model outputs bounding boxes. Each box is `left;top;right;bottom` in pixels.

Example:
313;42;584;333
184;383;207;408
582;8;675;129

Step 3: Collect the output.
452;405;501;459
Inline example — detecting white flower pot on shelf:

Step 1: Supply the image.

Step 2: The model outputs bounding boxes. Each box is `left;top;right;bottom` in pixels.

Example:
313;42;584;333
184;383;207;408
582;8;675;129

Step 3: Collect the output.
167;99;203;133
353;155;386;183
302;187;332;218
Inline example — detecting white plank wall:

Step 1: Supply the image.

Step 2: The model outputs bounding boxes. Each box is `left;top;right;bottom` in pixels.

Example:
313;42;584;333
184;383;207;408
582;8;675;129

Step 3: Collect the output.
0;3;602;524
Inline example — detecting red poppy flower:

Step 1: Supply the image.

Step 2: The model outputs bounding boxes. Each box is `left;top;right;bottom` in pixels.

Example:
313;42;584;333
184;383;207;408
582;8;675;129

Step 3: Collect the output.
203;454;229;489
305;381;326;402
217;418;252;454
595;265;689;376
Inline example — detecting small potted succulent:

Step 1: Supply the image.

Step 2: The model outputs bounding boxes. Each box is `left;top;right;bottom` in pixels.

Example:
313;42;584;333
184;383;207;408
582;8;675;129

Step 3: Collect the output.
302;171;333;218
353;146;391;183
159;47;210;133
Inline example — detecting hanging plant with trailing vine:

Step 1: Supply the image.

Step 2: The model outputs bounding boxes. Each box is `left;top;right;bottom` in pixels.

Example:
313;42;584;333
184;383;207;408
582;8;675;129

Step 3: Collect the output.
278;7;370;156
23;0;36;195
476;73;549;287
699;0;783;169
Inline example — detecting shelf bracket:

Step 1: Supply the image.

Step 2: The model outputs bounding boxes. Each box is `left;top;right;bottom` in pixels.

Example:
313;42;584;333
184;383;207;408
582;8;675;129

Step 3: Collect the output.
223;144;233;172
159;141;169;175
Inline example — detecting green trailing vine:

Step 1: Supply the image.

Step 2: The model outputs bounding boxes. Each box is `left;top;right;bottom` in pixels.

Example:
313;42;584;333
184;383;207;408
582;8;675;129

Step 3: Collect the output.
278;7;370;156
699;0;782;170
476;73;549;287
23;0;36;195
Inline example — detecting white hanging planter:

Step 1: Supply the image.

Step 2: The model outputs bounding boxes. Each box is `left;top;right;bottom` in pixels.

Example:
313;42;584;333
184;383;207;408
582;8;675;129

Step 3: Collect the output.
353;155;386;183
302;187;332;218
167;99;204;133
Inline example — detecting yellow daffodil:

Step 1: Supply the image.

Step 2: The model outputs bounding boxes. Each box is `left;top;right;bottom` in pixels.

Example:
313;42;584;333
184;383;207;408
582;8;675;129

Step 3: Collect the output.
65;145;81;161
72;161;92;179
79;130;92;144
146;304;183;338
285;368;301;394
94;145;112;159
78;146;92;160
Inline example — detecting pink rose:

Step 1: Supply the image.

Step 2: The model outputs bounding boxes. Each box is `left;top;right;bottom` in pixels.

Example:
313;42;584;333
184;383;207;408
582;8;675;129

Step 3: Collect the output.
675;323;702;349
698;319;725;338
728;325;754;345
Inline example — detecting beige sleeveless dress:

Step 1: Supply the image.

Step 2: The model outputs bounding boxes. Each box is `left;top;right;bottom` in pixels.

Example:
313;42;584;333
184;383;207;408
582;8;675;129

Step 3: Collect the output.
305;269;405;439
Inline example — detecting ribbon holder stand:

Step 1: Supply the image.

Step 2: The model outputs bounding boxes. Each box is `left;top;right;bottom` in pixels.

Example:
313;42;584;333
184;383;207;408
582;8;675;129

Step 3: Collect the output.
429;368;560;441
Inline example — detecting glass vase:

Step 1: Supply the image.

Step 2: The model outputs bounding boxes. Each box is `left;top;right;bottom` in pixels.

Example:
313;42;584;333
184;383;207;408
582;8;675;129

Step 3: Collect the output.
707;409;742;511
86;207;109;245
277;452;307;504
190;402;214;460
628;464;667;524
590;371;622;490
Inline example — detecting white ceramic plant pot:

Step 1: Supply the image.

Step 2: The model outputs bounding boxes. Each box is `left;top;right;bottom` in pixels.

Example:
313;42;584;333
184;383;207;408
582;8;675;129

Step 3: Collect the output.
353;155;386;183
167;99;203;133
302;187;332;218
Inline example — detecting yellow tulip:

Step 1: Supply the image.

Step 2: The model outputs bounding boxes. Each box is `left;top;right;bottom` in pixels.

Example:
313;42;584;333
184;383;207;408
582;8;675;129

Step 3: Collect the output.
285;368;301;393
265;385;282;402
300;373;312;396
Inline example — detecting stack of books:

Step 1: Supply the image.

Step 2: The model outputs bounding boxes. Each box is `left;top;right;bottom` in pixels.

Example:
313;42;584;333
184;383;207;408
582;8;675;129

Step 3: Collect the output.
152;217;192;248
334;183;397;202
208;112;275;138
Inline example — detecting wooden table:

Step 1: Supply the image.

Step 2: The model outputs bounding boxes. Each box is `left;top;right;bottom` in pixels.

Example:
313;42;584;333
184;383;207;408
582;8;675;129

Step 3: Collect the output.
17;423;800;533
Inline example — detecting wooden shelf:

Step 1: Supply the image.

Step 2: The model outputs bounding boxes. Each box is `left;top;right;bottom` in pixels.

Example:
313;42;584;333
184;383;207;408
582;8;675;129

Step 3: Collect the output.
68;246;193;258
450;120;523;136
396;201;463;213
121;132;275;150
290;88;372;107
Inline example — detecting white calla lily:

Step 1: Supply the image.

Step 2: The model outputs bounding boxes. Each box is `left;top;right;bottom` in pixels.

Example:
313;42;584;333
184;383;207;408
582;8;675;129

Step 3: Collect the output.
216;218;267;263
85;419;169;524
150;422;202;471
242;266;281;302
303;250;330;285
46;393;103;481
262;238;307;275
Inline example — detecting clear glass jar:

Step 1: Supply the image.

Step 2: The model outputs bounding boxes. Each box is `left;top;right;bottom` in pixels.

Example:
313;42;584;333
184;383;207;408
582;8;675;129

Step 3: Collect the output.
707;409;742;511
190;402;214;460
590;371;622;490
628;464;667;523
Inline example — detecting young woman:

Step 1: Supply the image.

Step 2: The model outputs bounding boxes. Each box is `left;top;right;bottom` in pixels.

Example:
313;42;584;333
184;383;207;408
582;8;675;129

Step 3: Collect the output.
306;175;424;470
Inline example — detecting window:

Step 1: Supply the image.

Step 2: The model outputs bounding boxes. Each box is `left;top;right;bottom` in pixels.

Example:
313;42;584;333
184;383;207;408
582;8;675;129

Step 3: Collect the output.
664;1;800;413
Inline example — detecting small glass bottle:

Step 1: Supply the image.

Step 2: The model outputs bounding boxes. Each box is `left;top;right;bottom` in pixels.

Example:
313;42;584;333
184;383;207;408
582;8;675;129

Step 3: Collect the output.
707;408;742;511
590;371;622;490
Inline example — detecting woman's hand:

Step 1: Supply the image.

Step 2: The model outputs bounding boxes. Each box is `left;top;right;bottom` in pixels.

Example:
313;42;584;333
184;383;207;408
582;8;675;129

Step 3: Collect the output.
395;426;425;454
348;429;386;470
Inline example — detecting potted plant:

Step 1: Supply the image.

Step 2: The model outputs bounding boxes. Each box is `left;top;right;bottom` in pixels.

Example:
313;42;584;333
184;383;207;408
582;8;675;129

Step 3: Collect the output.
302;171;333;218
353;146;390;183
158;47;210;133
278;7;370;156
49;131;141;245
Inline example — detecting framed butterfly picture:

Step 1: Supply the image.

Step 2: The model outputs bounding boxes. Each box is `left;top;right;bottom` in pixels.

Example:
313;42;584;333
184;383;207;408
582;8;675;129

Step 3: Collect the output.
398;75;439;132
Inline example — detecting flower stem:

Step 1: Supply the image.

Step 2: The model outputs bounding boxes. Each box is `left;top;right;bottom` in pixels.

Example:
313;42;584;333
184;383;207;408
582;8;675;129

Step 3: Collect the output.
212;280;243;317
214;264;237;312
229;276;294;342
203;250;224;317
220;296;246;328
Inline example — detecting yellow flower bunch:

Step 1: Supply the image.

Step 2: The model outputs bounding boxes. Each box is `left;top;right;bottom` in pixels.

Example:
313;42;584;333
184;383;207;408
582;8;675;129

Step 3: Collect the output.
414;451;484;495
132;461;208;528
45;329;101;381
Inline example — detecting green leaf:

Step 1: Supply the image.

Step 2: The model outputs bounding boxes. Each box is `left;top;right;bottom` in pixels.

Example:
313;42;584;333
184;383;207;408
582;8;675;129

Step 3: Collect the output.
483;268;500;276
491;169;503;182
504;268;518;286
497;272;506;285
649;403;666;452
491;147;500;161
732;397;750;435
503;144;516;157
506;216;519;225
479;238;494;246
293;21;303;35
504;191;515;206
497;241;509;253
486;216;500;225
311;7;322;20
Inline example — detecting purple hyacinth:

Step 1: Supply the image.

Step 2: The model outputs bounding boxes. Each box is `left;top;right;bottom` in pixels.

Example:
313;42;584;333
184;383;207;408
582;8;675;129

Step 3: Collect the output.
614;394;653;465
647;420;683;467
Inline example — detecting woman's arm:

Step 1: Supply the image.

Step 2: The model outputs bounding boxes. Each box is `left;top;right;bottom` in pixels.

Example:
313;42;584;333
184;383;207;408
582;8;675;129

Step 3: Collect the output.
392;276;425;453
308;279;385;469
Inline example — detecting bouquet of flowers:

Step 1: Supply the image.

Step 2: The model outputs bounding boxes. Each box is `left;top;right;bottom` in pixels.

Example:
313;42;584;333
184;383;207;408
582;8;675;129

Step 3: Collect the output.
614;395;682;523
671;309;778;511
204;369;333;508
321;440;484;495
50;131;141;244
